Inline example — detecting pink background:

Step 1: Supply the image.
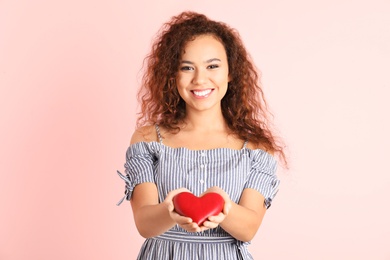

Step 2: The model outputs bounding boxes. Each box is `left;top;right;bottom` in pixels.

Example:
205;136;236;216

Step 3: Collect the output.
1;0;389;259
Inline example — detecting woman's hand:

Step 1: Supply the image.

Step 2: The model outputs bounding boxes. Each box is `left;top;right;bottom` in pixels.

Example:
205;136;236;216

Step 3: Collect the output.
199;186;232;231
163;188;202;232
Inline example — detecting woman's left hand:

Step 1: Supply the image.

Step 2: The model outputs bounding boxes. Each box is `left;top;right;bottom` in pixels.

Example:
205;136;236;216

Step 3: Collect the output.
199;186;232;231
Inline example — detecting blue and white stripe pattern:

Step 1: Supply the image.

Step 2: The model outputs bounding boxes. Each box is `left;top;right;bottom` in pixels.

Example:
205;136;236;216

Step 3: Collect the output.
117;125;280;259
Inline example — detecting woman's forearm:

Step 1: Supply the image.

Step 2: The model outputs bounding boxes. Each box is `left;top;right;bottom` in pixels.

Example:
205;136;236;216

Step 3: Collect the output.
220;202;265;242
132;201;176;238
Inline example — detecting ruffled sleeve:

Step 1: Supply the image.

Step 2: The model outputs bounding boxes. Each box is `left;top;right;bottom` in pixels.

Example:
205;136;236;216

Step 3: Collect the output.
116;142;160;206
245;149;280;209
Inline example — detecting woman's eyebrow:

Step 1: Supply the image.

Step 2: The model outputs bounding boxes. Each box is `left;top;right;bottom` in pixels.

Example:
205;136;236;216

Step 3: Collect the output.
180;58;221;64
205;58;221;63
181;60;194;65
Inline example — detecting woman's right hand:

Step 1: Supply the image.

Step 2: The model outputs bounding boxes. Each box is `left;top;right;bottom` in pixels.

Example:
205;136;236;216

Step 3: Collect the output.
163;188;202;232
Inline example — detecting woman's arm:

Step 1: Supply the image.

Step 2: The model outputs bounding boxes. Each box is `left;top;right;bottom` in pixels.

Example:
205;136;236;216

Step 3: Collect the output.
219;188;266;242
215;142;274;242
131;184;203;238
128;126;196;238
128;126;174;238
202;187;266;242
130;184;171;238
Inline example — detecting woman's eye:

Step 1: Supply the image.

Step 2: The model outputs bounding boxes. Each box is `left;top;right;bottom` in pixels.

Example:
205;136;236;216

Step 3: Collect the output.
180;66;193;71
208;64;219;69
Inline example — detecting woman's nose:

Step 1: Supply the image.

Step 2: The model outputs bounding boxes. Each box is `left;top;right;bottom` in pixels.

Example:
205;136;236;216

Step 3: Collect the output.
192;69;207;85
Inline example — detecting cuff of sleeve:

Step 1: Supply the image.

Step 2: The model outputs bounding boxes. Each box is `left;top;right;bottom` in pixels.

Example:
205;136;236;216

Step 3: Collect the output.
116;170;133;206
264;197;273;209
263;185;279;209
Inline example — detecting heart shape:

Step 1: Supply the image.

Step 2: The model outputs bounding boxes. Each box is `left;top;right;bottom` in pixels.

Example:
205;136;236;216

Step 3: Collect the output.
173;192;224;226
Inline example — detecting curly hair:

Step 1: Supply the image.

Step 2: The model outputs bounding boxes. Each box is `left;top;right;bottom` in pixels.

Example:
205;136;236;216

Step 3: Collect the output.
137;11;287;165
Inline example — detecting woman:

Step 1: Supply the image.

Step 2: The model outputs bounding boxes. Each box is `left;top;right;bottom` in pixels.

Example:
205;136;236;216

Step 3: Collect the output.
117;11;286;260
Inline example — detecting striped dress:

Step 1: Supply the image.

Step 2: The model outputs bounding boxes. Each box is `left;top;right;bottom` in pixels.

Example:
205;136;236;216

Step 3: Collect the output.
117;125;280;260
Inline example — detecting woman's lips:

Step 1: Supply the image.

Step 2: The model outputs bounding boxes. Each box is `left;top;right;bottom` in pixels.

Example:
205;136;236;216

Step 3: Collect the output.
191;89;214;98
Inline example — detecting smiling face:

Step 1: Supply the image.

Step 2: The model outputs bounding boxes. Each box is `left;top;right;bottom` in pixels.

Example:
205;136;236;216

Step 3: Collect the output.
175;34;230;115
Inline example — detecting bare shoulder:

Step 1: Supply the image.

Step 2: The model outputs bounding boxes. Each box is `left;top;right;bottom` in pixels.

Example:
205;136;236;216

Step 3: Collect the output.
130;125;158;145
246;141;275;156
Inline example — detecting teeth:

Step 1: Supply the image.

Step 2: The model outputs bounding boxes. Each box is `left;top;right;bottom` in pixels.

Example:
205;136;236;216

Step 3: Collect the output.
193;89;212;97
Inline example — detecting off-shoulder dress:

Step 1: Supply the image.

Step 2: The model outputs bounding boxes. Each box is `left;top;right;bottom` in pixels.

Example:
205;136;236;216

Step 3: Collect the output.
117;125;280;260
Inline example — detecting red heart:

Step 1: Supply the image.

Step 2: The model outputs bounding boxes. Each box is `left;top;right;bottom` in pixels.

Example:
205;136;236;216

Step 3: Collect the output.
173;192;224;226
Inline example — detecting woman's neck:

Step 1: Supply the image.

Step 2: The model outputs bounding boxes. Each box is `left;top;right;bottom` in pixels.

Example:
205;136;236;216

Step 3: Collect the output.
181;108;227;133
